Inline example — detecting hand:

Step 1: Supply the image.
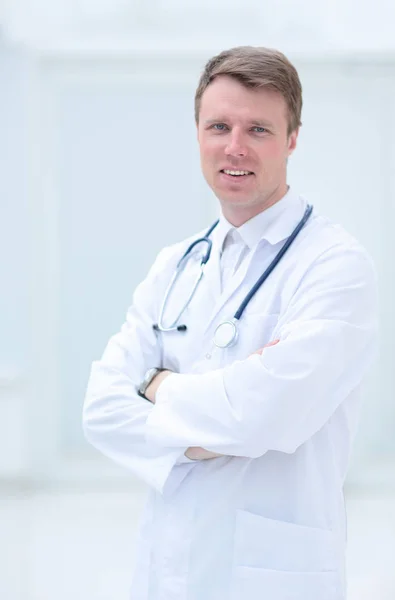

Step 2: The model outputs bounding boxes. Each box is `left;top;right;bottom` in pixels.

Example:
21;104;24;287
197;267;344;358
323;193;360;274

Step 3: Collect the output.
145;370;172;404
184;447;224;461
250;338;280;356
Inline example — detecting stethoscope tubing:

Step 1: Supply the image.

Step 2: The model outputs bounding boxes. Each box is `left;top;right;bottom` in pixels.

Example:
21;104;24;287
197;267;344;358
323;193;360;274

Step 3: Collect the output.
153;205;312;335
234;204;313;320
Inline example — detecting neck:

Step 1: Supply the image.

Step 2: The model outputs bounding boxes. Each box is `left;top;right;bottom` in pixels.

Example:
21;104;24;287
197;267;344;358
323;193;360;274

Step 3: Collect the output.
221;183;289;227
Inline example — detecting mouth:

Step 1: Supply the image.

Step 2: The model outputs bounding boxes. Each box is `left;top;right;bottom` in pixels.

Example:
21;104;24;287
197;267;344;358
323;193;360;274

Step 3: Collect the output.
220;169;254;178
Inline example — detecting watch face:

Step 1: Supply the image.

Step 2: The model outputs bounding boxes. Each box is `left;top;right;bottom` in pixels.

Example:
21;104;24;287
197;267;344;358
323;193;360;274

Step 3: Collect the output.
146;368;158;381
140;368;160;394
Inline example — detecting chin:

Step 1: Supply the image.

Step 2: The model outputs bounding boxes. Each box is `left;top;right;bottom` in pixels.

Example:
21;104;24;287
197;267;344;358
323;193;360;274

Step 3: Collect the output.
217;191;255;206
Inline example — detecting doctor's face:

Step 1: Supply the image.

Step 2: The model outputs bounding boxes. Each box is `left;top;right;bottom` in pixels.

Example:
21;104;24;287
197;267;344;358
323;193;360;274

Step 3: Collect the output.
197;76;298;225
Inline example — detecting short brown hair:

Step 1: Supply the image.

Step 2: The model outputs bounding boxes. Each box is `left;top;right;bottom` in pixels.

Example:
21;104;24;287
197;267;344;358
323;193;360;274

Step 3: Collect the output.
194;46;302;135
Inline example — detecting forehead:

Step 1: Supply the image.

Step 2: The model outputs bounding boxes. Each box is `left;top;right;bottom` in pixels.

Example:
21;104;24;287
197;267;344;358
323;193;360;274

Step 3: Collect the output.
199;75;288;126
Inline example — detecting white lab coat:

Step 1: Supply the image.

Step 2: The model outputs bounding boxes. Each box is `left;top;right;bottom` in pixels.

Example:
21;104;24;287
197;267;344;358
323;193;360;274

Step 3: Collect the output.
83;191;378;600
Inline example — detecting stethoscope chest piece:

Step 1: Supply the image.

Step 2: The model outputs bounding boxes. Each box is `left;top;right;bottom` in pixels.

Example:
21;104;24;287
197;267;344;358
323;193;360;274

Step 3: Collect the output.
214;319;239;349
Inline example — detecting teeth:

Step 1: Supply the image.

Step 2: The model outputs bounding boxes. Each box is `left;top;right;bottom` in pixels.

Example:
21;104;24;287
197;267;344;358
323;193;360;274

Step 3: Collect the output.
223;170;251;176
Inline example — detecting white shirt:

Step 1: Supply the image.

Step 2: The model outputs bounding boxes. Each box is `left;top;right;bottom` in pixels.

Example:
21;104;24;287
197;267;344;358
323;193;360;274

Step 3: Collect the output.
83;188;379;600
218;188;300;290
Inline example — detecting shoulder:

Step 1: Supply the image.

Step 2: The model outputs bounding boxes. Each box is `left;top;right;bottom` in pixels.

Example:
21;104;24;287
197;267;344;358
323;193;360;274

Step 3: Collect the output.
297;206;376;275
278;206;379;330
279;203;378;310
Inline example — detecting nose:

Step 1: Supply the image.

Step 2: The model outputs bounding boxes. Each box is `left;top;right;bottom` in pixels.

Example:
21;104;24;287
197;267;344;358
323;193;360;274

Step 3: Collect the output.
224;129;248;158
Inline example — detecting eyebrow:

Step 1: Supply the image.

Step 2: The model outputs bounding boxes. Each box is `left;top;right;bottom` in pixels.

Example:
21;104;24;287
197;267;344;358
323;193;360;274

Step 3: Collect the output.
203;118;275;128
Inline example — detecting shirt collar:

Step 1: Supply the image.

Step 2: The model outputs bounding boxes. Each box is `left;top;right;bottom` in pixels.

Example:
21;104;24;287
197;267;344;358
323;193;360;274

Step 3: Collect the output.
213;187;306;251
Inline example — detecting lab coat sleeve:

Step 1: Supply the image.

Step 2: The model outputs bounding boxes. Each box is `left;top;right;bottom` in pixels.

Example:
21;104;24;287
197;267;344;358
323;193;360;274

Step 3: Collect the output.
145;243;379;458
82;246;196;494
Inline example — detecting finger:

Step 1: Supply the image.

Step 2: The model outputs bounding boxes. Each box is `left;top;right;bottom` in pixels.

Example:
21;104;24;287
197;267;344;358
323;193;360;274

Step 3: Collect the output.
250;339;280;356
264;339;280;348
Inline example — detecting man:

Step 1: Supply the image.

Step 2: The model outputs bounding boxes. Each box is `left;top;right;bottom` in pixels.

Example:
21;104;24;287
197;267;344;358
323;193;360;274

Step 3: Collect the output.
83;46;378;600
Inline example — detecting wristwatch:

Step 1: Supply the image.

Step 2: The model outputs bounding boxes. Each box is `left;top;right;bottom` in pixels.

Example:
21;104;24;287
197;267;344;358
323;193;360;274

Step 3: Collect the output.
138;367;166;400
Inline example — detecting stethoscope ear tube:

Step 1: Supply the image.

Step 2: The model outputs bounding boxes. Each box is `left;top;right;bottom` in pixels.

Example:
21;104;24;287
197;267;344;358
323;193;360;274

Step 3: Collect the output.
177;224;217;268
154;226;218;332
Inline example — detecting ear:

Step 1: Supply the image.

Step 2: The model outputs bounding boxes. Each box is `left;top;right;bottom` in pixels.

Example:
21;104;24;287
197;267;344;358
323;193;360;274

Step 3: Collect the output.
287;128;299;157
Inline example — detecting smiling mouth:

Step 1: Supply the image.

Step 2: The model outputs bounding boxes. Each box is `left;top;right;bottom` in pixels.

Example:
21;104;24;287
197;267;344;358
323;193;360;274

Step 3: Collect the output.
220;169;254;177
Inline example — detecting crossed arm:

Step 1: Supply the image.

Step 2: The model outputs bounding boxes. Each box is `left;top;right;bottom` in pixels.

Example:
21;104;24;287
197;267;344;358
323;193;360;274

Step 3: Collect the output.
83;242;377;493
144;340;280;461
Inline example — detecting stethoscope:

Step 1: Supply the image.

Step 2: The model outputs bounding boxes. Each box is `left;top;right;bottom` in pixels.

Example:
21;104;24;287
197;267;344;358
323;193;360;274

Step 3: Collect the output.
153;204;313;349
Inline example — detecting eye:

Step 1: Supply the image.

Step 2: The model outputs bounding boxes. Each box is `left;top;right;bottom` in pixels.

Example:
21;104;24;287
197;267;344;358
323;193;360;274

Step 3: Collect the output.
212;123;228;131
251;126;267;133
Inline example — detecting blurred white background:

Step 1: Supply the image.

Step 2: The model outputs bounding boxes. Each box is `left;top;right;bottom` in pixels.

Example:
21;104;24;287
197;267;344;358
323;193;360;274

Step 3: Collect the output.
1;1;394;598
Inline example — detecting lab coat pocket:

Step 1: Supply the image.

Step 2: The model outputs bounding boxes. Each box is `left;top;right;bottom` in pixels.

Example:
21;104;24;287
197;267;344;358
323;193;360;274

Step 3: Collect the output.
231;509;341;600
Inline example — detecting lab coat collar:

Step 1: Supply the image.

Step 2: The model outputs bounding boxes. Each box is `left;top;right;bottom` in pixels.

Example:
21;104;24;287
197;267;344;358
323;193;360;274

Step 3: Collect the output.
214;187;304;251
